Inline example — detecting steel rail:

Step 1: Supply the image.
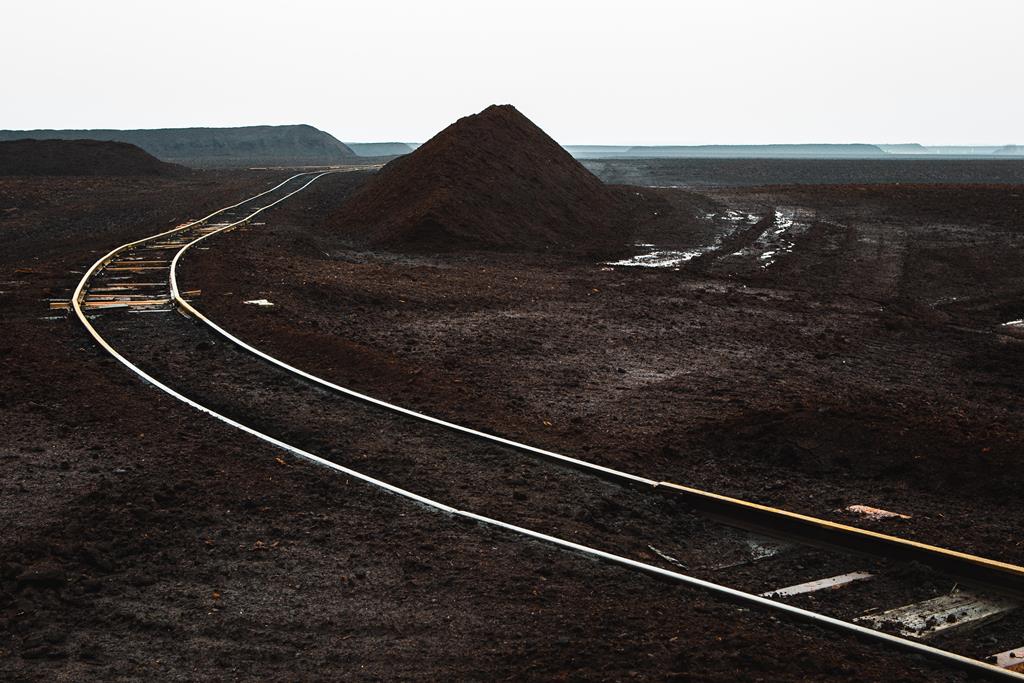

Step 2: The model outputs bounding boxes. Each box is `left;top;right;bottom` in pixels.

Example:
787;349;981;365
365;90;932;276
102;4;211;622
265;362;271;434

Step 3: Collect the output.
169;202;1024;594
71;183;1024;680
72;171;322;304
170;223;650;485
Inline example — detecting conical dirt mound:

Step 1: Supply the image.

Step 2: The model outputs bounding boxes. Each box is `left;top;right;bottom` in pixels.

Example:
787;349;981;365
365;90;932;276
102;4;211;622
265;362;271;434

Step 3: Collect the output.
329;105;635;255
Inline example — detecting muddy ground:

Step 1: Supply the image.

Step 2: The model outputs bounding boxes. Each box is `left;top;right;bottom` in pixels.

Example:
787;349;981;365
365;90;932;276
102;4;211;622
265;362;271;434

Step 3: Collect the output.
185;173;1024;564
2;165;1023;680
582;157;1024;187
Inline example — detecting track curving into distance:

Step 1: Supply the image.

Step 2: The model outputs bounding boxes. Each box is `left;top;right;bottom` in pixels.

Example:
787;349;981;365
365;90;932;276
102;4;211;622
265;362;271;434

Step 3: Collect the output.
168;174;1024;591
72;171;1024;680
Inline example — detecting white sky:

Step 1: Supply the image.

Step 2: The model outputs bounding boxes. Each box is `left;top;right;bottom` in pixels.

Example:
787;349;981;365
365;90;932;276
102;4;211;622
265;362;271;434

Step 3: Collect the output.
3;0;1022;145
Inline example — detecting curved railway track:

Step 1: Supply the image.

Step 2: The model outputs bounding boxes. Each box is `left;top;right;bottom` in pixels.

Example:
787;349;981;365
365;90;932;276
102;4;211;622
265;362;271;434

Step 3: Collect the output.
72;171;1024;679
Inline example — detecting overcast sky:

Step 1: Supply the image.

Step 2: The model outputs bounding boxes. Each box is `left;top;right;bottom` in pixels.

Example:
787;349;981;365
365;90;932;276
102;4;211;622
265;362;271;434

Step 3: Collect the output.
4;0;1022;145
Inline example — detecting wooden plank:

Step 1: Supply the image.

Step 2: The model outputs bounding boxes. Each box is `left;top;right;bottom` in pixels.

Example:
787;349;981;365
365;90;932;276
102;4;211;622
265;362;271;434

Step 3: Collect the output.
89;287;167;293
83;299;169;307
846;505;911;521
85;299;170;305
760;571;873;598
113;260;170;265
91;281;165;286
990;646;1024;672
855;591;1017;639
104;266;168;271
81;302;130;310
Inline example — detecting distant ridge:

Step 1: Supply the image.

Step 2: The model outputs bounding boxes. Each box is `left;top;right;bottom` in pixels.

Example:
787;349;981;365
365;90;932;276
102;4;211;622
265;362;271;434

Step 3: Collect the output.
877;143;932;155
881;145;1017;156
568;143;1024;159
346;142;414;157
564;145;635;159
927;145;1003;155
0;139;182;177
625;144;887;158
0;125;355;168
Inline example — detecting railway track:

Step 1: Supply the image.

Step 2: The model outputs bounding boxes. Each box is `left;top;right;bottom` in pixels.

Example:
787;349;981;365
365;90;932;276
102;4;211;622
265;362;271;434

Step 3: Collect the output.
72;171;1024;679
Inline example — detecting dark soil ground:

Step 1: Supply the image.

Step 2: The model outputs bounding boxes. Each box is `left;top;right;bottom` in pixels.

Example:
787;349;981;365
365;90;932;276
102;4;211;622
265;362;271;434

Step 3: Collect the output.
3;164;1023;680
583;157;1024;187
185;173;1024;565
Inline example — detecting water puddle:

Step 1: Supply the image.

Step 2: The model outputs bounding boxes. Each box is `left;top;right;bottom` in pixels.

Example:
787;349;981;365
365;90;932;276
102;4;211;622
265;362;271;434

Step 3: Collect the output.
606;246;712;269
728;208;807;268
606;210;760;269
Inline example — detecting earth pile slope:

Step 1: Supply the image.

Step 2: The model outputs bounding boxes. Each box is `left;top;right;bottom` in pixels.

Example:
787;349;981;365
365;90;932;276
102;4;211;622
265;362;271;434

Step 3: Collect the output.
0;139;183;176
330;105;636;255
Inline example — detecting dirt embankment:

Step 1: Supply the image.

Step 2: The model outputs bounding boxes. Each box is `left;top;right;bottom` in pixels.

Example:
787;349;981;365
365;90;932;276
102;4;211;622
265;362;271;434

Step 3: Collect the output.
330;104;653;257
0;139;184;177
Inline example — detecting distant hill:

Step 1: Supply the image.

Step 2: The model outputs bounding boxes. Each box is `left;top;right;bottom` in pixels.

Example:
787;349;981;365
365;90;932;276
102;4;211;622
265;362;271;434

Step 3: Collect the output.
878;143;933;155
564;145;635;158
330;104;635;255
625;144;888;158
568;143;1024;159
0;125;355;168
346;142;414;157
0;139;183;176
925;146;1003;156
871;144;1020;156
